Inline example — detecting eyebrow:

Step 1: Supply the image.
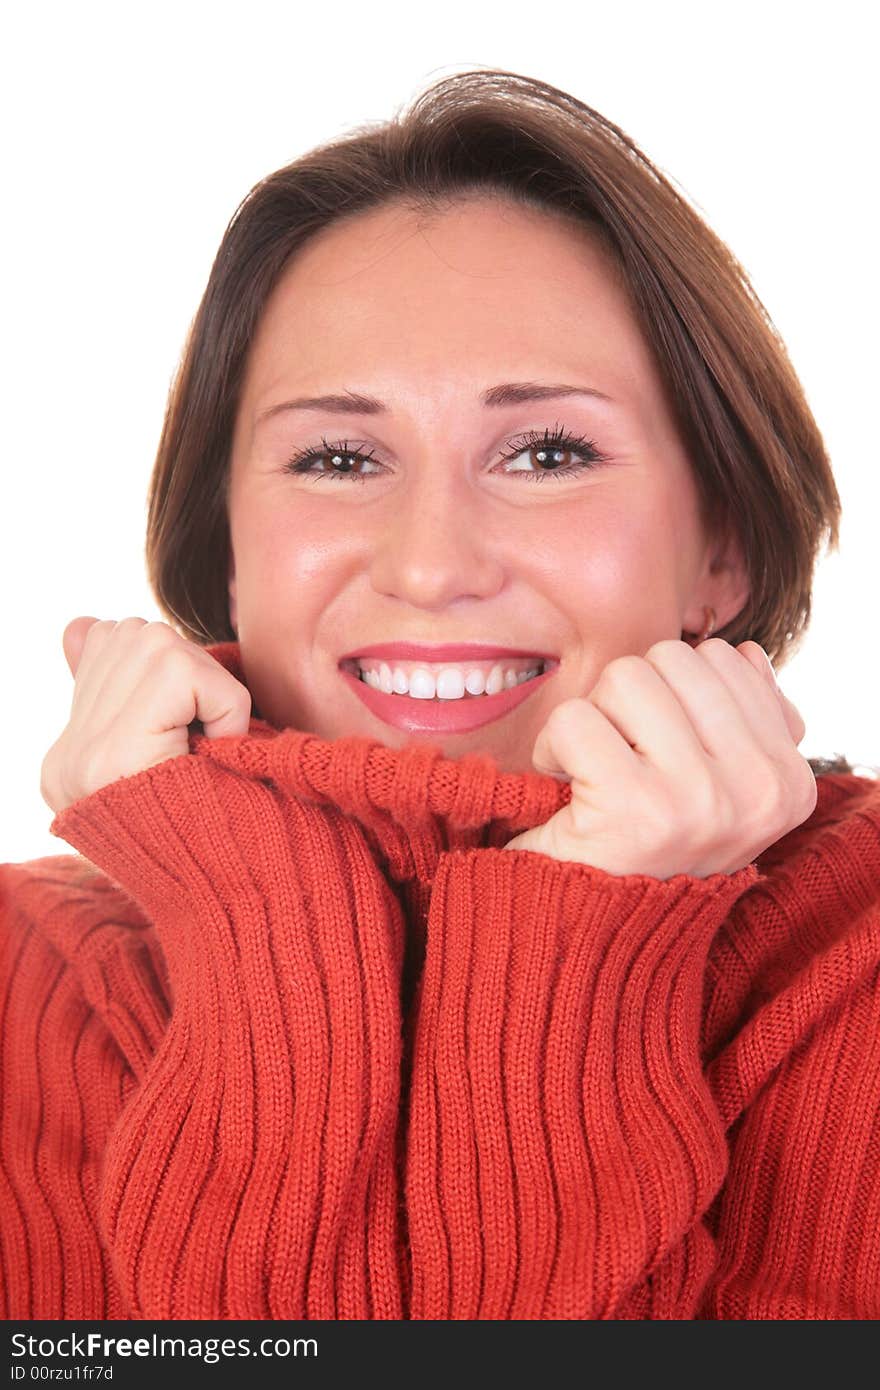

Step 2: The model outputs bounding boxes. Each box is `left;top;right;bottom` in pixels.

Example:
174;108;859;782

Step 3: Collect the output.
255;381;615;427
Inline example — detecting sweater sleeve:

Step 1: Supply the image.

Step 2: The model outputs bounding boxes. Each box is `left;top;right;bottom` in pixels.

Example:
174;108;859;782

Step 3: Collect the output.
0;863;135;1319
698;866;880;1319
42;753;406;1321
405;844;761;1319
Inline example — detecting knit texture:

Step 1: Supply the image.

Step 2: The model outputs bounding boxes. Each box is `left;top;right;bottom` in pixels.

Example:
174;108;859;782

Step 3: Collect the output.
2;640;879;1319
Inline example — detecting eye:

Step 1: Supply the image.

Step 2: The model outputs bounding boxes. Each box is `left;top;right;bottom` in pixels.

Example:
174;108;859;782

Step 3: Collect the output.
281;423;611;483
282;437;380;483
496;425;611;481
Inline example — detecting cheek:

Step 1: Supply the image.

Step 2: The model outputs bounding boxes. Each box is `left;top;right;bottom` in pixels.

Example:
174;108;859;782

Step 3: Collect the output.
548;497;674;588
235;506;359;641
238;505;330;584
541;497;684;647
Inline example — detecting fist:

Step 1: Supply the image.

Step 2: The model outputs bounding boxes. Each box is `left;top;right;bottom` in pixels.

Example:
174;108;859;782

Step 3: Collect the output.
503;639;818;879
40;617;252;815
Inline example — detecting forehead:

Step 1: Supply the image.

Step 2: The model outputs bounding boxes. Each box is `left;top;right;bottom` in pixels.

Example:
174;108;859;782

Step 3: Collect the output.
291;191;622;277
238;194;668;423
262;195;628;316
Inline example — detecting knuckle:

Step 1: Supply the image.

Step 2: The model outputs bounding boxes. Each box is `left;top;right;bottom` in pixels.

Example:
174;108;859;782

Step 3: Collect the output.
596;654;644;693
83;619;115;646
539;699;596;762
544;696;589;737
113;616;149;633
139;620;180;647
154;636;195;672
695;637;732;662
645;638;689;665
550;694;588;722
738;640;768;664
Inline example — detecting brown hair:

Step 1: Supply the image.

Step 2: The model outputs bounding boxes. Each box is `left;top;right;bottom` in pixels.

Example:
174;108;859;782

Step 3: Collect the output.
144;67;859;776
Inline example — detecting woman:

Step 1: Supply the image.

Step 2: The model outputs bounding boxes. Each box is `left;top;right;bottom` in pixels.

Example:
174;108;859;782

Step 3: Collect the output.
3;69;878;1321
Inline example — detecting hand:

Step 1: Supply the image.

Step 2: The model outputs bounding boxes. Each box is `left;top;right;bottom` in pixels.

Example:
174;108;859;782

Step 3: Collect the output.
40;617;252;816
503;639;818;879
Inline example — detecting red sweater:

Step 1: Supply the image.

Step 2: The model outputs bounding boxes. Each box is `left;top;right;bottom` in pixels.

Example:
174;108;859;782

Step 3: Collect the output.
2;640;879;1320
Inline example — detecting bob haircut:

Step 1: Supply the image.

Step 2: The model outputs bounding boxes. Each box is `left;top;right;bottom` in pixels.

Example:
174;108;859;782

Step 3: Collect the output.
145;67;855;777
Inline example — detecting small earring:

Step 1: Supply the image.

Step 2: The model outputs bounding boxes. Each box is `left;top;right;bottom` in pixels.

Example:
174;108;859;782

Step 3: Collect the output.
683;606;717;646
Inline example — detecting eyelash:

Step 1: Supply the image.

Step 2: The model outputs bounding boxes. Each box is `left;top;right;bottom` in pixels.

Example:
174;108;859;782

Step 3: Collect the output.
281;424;611;484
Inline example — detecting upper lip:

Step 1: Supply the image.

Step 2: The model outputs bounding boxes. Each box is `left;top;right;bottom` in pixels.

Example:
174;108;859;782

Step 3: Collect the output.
339;642;559;665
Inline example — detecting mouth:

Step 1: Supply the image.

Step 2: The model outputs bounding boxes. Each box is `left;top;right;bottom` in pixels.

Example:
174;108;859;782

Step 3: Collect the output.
339;656;556;697
338;656;559;735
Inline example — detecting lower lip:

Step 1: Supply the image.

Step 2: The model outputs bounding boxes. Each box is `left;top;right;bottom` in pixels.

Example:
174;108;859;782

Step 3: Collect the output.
338;663;557;733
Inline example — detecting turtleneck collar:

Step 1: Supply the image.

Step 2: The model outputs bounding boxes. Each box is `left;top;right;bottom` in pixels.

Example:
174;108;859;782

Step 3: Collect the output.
189;641;866;881
190;642;573;879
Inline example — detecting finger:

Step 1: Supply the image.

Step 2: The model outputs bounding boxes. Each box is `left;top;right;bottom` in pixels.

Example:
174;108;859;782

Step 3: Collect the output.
696;639;806;755
132;645;251;740
735;641;806;745
66;618;151;717
191;655;253;738
531;694;643;788
640;640;798;782
585;652;721;778
62;616;102;678
64;619;130;716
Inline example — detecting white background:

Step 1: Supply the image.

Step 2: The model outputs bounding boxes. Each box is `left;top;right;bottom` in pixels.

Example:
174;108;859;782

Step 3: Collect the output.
3;0;877;864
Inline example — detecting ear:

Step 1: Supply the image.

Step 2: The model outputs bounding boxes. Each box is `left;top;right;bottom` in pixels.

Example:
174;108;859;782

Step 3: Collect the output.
683;522;750;637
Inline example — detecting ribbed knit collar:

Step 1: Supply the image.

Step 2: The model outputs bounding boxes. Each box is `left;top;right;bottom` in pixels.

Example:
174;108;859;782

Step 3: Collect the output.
184;641;865;881
187;642;570;877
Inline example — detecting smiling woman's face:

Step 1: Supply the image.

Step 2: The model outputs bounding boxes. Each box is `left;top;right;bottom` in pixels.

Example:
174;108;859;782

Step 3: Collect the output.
226;194;748;773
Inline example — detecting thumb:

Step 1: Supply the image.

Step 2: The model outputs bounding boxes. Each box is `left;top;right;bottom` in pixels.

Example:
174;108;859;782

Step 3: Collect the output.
530;708;574;783
190;663;254;741
736;642;806;745
62;616;101;678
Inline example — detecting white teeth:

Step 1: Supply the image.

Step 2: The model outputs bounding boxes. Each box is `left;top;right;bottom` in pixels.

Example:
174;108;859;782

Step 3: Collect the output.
435;669;465;700
485;665;506;697
357;661;544;700
409;668;440;700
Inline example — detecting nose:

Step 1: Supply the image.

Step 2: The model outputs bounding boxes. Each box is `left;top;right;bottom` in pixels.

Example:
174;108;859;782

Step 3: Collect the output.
367;460;505;609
